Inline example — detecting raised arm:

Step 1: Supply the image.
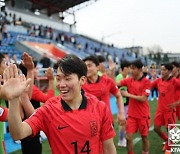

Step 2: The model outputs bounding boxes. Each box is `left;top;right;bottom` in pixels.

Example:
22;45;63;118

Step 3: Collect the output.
32;67;54;103
2;64;32;140
21;52;34;99
45;67;54;91
20;75;36;118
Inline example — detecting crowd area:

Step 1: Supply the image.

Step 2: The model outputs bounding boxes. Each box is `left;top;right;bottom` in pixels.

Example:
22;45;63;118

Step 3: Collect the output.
0;50;179;154
0;10;147;65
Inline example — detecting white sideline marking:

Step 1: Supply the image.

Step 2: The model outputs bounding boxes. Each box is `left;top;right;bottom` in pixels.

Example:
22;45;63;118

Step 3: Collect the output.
149;126;154;131
133;125;154;145
133;137;141;144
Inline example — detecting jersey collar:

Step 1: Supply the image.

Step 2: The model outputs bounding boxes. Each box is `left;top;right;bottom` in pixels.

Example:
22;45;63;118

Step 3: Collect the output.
136;74;145;81
61;90;87;111
162;76;173;81
87;75;100;84
176;74;180;79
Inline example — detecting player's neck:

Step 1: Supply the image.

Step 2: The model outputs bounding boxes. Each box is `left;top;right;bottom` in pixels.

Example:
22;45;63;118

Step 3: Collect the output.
134;72;143;80
88;74;99;83
66;92;83;110
162;74;171;80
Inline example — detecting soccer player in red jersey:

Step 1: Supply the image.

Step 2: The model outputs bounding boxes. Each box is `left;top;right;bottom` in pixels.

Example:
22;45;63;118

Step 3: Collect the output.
169;62;180;119
0;106;8;154
117;60;151;154
0;106;8;122
19;62;54;154
151;63;180;154
6;55;117;154
82;55;126;125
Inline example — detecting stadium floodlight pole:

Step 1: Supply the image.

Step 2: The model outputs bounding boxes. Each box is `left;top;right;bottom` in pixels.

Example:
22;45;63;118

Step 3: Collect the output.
101;30;121;43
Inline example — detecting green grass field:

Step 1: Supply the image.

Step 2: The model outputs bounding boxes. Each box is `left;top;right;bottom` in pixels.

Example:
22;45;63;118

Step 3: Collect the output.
11;100;168;154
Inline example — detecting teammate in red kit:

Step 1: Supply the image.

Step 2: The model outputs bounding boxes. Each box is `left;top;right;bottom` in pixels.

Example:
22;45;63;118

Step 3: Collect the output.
0;106;8;122
6;55;117;154
117;60;151;154
151;63;180;154
82;55;126;125
169;62;180;119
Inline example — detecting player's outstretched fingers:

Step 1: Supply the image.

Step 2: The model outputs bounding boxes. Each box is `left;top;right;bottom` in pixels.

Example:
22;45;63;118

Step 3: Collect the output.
13;64;19;78
9;64;15;78
20;74;26;82
3;66;10;83
24;78;31;91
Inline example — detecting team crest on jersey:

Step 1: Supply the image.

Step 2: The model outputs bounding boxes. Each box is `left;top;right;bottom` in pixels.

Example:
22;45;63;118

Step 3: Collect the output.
0;107;4;116
89;121;98;137
145;89;150;94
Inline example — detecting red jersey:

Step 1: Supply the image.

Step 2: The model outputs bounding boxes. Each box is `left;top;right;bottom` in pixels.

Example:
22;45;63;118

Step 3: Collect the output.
82;75;119;115
151;77;180;112
0;106;8;122
120;76;151;118
175;75;180;101
32;85;54;103
25;92;115;154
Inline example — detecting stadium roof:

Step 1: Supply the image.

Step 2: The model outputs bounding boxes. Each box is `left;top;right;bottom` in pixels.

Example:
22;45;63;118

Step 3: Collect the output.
29;0;97;16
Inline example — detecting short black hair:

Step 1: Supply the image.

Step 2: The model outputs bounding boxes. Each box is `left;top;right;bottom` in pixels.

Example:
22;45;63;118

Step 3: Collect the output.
131;60;143;69
121;60;130;71
161;63;173;71
171;61;180;68
0;53;5;64
58;54;87;79
83;55;99;66
97;55;105;63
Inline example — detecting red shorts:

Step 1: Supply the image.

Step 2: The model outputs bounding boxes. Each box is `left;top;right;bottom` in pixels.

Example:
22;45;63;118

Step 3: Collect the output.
176;106;180;120
154;109;176;128
126;116;150;136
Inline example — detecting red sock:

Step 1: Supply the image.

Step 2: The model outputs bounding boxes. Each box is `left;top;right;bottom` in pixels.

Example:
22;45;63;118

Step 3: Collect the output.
166;142;171;150
160;132;168;141
128;151;134;154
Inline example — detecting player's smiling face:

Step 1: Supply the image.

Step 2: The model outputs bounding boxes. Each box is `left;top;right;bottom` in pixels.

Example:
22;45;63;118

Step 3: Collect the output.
85;60;98;78
56;68;84;103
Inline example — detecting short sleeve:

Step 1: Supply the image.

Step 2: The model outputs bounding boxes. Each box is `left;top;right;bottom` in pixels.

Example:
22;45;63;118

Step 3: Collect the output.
174;78;180;89
100;103;116;141
32;85;54;103
25;104;51;137
142;79;151;97
109;78;119;96
120;78;130;87
0;106;8;121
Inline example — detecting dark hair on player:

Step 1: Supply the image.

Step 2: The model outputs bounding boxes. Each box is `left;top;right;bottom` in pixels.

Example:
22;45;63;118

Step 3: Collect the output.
161;63;173;71
58;54;87;79
121;60;130;71
0;53;5;64
131;60;143;69
171;61;180;68
83;55;99;66
97;55;105;63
